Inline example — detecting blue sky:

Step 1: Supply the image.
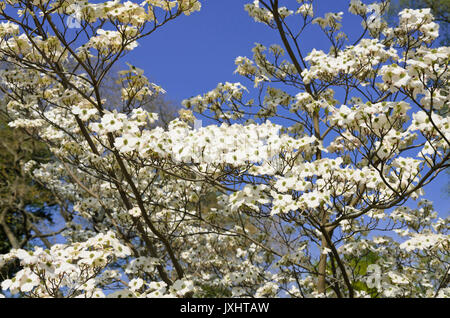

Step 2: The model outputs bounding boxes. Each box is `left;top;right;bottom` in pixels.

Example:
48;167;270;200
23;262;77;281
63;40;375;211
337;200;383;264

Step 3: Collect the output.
123;0;449;215
126;0;364;101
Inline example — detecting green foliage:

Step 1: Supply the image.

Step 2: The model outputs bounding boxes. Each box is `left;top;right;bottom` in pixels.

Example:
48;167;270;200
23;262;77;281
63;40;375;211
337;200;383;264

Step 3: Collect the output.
346;251;380;297
0;104;56;254
324;251;381;297
196;283;232;298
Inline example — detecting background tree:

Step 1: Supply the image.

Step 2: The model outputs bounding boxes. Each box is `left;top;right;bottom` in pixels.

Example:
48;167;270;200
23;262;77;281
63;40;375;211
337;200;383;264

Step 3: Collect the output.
0;114;54;252
0;101;58;280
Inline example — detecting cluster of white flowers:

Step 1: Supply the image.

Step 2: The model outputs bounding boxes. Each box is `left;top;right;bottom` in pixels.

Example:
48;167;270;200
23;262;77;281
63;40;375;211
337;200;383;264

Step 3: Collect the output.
245;1;274;25
58;0;201;23
301;39;398;84
398;8;439;42
1;232;131;297
0;22;20;37
87;28;139;53
296;2;313;18
400;233;449;252
313;11;344;30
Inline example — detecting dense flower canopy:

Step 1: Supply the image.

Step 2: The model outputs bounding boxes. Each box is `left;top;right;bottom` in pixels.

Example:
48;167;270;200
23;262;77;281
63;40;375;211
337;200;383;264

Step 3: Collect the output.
0;0;448;298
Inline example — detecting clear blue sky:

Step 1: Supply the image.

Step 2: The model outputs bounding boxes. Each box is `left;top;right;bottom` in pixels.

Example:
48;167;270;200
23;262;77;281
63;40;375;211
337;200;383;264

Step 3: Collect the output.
126;0;365;101
123;0;448;216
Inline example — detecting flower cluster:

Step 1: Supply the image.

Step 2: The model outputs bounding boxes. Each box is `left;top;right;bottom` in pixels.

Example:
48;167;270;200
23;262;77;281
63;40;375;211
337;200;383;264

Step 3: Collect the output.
1;232;131;297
